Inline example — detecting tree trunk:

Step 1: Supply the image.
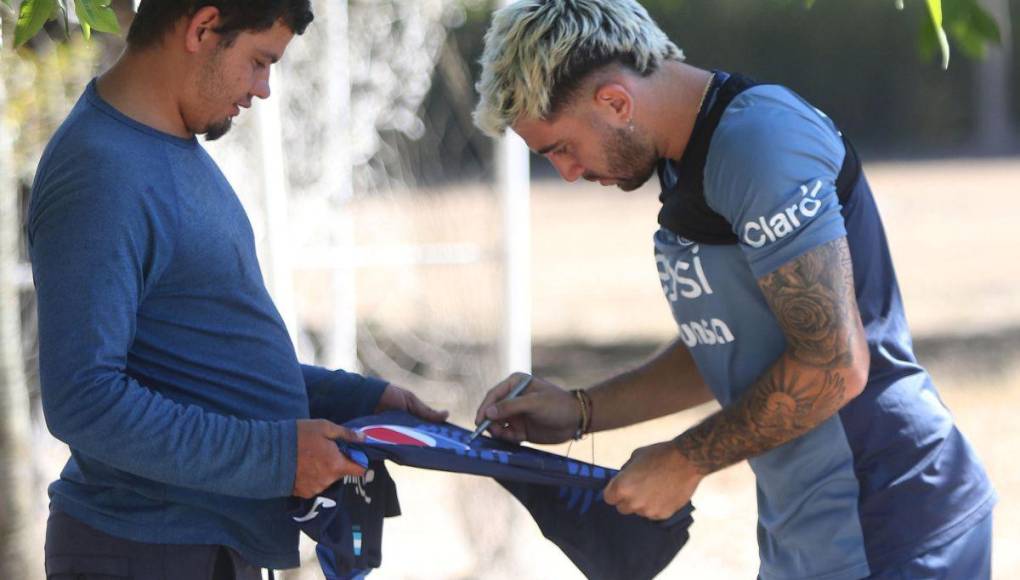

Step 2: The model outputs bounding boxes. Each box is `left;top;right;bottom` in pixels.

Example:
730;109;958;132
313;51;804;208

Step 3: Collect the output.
0;35;39;579
975;0;1016;152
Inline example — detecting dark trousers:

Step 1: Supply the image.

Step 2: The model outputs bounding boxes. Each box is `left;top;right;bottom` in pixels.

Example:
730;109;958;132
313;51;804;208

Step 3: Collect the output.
44;509;264;580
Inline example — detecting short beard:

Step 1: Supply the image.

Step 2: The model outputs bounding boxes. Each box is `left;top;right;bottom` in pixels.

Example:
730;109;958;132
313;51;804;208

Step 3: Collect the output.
607;126;658;192
204;118;233;141
198;44;233;142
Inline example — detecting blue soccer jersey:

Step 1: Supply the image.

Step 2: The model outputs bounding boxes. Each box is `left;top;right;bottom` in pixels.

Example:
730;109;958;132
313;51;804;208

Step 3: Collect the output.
654;83;995;579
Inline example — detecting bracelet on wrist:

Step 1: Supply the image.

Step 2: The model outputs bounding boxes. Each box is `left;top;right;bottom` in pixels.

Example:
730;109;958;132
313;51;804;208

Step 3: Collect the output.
570;389;593;440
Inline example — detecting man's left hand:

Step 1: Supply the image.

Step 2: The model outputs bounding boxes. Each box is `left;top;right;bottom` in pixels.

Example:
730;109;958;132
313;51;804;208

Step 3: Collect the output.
375;384;449;423
603;440;704;520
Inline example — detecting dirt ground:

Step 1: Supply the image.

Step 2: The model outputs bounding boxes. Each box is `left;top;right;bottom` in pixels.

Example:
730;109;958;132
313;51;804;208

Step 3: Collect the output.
29;159;1020;579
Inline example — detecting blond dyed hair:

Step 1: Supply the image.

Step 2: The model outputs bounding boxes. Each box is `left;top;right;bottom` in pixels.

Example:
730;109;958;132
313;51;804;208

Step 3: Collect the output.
473;0;684;137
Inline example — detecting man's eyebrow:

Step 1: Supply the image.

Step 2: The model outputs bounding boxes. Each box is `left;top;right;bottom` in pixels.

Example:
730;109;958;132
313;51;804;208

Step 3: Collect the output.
535;141;562;155
258;49;281;64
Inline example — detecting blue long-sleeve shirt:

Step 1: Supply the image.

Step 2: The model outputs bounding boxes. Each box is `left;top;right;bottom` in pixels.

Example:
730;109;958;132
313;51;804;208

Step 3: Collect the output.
28;80;387;569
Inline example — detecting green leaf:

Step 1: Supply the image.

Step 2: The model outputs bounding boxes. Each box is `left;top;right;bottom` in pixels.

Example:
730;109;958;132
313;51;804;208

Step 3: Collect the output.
926;0;943;26
14;0;58;47
75;0;119;35
924;0;950;69
80;19;90;39
969;5;1002;44
933;26;950;69
948;0;1001;57
918;16;938;61
59;0;70;37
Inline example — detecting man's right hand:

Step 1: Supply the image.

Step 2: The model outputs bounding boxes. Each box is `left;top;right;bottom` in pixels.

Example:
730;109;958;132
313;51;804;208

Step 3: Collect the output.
474;373;581;444
292;419;367;499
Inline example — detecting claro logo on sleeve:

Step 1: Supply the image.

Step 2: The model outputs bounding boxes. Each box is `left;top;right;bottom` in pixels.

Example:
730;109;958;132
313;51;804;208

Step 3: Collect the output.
742;180;824;248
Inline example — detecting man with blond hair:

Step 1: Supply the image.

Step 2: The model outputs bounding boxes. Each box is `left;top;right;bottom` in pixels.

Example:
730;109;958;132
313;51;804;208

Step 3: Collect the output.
472;1;995;578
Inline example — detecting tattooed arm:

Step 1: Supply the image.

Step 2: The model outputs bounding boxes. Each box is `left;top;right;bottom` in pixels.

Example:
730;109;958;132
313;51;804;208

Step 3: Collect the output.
672;236;870;474
604;237;869;519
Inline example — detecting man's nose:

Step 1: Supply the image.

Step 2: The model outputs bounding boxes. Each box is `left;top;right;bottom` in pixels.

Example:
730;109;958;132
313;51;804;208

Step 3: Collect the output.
551;157;583;183
253;73;271;100
253;83;270;100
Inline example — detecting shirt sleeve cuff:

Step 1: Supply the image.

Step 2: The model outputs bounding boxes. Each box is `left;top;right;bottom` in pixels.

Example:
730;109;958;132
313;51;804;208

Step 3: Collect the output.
273;419;299;498
304;366;389;424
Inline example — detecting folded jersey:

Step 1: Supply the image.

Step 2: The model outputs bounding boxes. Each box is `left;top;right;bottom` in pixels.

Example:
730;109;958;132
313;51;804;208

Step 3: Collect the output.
290;411;693;579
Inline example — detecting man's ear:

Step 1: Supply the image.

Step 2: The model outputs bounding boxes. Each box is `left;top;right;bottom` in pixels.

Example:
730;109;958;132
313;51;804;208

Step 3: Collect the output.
593;83;634;127
184;6;222;53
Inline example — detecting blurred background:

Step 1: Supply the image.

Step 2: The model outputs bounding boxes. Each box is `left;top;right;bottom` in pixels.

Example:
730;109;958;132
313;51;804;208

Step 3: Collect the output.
1;0;1018;578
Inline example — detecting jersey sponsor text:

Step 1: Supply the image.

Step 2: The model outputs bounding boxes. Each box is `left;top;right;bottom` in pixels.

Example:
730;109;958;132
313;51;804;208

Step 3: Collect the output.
657;242;714;302
742;180;823;248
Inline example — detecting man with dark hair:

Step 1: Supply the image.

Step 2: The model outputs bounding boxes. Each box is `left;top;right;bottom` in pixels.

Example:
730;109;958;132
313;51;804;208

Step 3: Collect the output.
30;2;445;578
126;0;315;50
473;1;995;579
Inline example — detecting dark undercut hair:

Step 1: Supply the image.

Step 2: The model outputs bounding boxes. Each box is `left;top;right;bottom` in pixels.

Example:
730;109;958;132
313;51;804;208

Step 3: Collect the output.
126;0;314;50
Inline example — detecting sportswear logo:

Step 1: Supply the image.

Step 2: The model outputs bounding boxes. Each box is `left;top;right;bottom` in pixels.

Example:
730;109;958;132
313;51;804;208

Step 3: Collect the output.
742;180;824;248
293;495;338;522
342;469;376;505
678;318;735;347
